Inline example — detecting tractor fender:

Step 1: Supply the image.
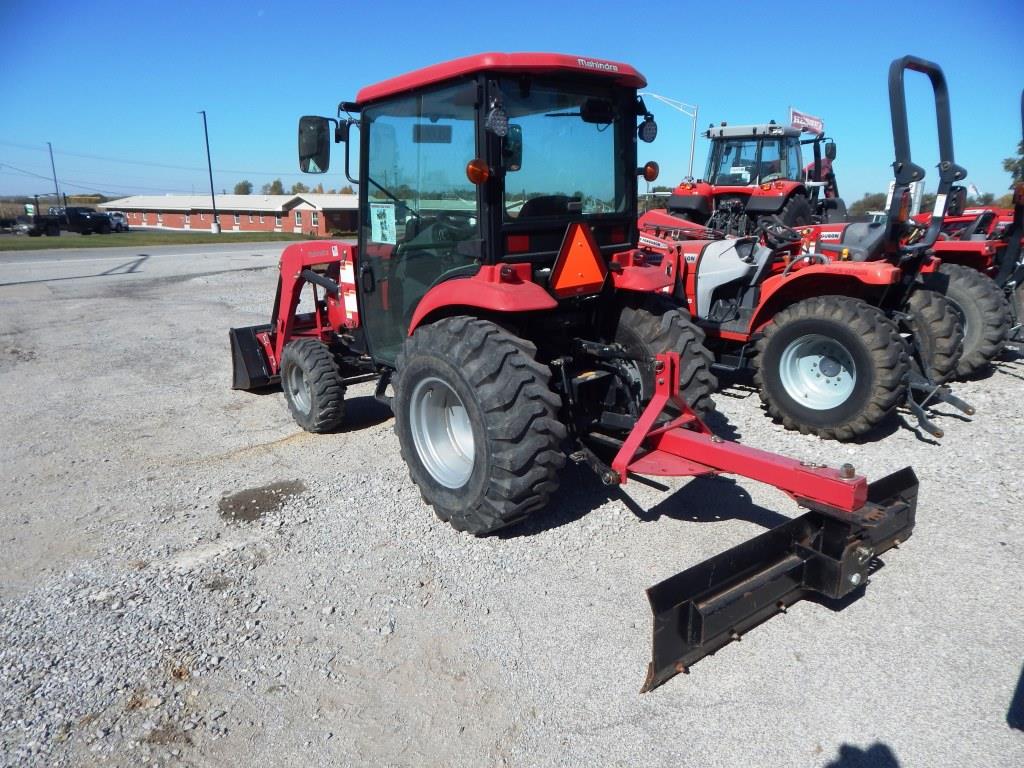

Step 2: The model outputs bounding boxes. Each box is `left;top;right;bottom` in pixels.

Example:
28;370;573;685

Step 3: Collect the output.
750;261;901;333
745;183;808;214
408;263;557;334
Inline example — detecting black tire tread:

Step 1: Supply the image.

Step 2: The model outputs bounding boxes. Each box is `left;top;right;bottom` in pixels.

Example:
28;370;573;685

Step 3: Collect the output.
924;263;1010;377
753;296;909;440
394;317;566;535
615;294;717;417
281;338;346;433
778;193;813;228
903;287;963;384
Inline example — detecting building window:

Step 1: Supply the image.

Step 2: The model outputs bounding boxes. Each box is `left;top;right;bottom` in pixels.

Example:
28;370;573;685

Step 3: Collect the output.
294;211;302;226
248;213;254;223
143;212;149;224
201;212;206;221
233;213;241;225
215;214;220;224
311;212;319;228
275;215;281;227
184;213;190;225
157;213;163;224
259;214;264;224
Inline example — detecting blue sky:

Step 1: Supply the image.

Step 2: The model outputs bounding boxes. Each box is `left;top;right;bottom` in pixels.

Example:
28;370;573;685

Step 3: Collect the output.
1;0;1021;203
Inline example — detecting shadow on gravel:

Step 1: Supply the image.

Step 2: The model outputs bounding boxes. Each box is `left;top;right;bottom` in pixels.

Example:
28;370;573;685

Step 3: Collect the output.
823;742;900;767
0;254;149;286
1008;663;1024;731
331;395;392;432
501;465;793;539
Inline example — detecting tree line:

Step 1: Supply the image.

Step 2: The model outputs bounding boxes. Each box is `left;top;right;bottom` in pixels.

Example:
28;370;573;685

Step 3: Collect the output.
230;180;355;195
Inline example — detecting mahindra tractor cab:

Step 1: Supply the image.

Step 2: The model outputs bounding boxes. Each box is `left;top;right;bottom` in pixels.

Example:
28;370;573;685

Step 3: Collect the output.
231;52;918;690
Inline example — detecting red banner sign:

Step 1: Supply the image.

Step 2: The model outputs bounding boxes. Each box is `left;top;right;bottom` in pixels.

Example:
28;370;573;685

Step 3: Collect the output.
789;108;824;135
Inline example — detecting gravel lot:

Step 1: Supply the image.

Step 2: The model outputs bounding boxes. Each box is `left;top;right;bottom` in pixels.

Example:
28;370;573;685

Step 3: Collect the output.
1;243;1022;767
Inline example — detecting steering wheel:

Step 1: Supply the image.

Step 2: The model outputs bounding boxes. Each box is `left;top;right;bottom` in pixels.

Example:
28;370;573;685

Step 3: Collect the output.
432;212;475;243
760;216;802;250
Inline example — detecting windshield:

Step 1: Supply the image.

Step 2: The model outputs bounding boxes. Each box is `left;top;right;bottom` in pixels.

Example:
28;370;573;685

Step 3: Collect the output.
499;78;626;220
705;137;803;185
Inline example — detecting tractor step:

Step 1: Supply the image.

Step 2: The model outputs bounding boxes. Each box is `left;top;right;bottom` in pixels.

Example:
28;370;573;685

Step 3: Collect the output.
229;324;277;390
641;466;917;692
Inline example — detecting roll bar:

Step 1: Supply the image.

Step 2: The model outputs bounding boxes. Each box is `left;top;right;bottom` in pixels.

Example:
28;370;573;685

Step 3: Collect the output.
885;55;967;255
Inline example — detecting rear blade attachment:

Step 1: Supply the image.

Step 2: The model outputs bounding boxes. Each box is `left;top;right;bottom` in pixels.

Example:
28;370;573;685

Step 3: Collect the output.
229;324;276;390
641;466;918;692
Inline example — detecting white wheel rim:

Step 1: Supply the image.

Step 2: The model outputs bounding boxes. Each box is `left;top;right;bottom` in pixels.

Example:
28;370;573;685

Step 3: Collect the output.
778;333;857;410
285;364;311;414
409;376;474;488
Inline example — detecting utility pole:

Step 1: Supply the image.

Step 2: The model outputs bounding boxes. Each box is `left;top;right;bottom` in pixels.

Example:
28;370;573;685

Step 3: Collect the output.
199;110;219;233
638;93;700;178
47;142;60;209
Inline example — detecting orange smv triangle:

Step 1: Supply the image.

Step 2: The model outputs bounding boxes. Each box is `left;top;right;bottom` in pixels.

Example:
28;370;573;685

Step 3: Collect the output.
550;222;607;298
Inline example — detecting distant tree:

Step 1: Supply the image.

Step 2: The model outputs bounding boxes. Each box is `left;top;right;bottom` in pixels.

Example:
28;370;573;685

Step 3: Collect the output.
291;182;310;194
975;192;995;205
848;192;888;216
995;192;1015;208
1003;138;1024;186
339;185;354;194
261;179;285;195
234;180;253;195
313;183;324;193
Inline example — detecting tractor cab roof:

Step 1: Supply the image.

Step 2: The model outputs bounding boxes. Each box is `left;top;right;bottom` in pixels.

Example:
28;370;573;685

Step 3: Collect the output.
705;123;802;139
355;52;646;105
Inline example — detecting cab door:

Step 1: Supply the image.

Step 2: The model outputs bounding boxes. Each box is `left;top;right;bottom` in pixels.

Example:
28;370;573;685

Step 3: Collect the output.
356;81;482;366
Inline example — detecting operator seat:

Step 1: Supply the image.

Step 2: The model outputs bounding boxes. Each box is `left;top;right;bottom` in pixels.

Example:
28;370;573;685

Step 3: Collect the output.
517;195;572;218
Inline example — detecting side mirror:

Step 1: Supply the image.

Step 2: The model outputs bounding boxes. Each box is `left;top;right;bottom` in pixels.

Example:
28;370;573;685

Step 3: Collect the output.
824;141;837;161
503;124;523;172
298;116;331;173
947;185;967;216
335;121;350;143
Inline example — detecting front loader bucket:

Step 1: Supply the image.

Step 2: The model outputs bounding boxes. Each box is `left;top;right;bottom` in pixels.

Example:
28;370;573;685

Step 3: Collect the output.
229;324;276;390
641;467;918;692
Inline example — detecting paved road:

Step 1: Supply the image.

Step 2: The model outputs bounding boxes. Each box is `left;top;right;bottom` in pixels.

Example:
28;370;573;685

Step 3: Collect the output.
0;241;301;288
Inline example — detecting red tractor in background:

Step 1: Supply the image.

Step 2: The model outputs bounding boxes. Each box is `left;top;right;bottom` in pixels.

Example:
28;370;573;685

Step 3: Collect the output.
665;121;847;237
639;56;971;440
229;52;918;691
904;89;1024;358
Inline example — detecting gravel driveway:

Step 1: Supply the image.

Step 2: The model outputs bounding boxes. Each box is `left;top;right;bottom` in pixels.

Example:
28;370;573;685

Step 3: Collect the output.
1;244;1022;767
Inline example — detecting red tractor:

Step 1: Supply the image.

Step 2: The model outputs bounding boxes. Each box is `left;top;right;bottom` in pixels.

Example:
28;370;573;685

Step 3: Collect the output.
899;90;1024;363
229;53;918;690
664;121;847;237
639;56;971;440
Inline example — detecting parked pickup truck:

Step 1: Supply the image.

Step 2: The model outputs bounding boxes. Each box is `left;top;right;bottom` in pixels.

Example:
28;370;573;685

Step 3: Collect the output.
48;206;113;235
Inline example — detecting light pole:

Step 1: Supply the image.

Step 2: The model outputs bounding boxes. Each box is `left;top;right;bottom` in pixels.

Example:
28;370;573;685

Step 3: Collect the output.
639;93;700;179
199;110;219;233
47;142;61;208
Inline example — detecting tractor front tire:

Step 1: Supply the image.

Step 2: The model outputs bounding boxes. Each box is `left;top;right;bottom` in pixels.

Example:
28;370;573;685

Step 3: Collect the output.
393;317;566;535
778;194;813;228
613;294;717;417
923;263;1009;377
280;339;346;433
754;296;909;440
903;287;963;384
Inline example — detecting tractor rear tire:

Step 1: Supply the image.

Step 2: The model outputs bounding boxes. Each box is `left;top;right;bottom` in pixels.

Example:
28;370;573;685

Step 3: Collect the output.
754;296;909;440
280;339;346;433
393;317;566;535
903;287;963;384
613;294;717;417
778;194;813;228
923;263;1009;377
